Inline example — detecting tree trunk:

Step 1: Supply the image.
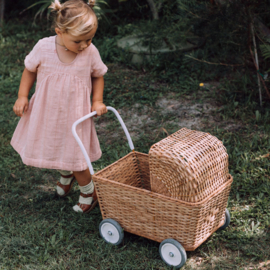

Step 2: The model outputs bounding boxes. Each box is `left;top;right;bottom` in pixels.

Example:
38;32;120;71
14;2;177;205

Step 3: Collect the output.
0;0;4;25
146;0;159;20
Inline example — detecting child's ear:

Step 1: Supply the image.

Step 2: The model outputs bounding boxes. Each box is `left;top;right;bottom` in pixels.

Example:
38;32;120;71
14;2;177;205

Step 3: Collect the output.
55;28;62;36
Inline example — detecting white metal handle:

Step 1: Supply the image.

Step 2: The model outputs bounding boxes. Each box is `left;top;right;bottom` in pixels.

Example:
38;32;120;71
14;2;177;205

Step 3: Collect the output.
72;106;134;175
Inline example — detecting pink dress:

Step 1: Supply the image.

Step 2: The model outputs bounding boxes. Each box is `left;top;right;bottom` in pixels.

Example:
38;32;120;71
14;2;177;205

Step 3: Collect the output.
11;36;108;171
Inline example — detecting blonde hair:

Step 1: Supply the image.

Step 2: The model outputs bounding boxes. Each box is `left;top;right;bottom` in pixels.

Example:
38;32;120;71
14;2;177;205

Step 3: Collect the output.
49;0;97;36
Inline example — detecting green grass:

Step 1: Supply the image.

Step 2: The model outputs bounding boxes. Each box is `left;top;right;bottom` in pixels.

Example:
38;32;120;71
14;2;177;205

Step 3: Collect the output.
1;21;270;270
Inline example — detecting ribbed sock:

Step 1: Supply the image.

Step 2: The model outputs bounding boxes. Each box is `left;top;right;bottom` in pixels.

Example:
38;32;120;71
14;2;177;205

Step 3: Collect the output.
57;170;73;196
73;181;95;213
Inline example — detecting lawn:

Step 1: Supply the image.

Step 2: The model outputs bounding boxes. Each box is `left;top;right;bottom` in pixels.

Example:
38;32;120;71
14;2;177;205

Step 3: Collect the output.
0;20;270;270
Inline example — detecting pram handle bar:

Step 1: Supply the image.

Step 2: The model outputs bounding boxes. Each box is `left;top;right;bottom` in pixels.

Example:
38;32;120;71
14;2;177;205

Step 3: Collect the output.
72;106;134;175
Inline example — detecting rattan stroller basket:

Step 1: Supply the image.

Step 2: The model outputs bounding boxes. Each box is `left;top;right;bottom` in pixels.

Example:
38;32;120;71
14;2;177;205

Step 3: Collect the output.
149;128;229;202
93;151;233;251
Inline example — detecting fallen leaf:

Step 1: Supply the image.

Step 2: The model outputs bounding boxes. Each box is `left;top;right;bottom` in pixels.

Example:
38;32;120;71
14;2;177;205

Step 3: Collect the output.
258;260;270;269
161;127;169;136
255;153;270;160
196;257;203;265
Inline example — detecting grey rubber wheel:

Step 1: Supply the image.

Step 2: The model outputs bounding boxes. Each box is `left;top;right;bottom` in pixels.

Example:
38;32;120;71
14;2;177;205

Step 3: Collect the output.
159;239;187;269
99;218;124;245
219;208;231;230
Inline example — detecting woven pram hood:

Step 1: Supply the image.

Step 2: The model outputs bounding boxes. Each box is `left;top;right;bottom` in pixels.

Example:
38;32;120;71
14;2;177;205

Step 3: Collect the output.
149;128;229;203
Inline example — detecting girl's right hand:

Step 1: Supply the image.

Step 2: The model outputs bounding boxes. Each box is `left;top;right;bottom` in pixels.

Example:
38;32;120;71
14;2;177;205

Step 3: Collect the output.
13;97;29;117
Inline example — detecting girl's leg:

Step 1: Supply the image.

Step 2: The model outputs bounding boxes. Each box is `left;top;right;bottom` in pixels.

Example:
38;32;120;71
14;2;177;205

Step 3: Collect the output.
72;169;97;213
56;170;75;197
73;169;91;186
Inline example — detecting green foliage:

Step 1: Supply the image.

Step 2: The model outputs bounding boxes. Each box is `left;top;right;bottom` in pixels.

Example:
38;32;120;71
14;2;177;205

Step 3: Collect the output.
97;0;270;106
20;0;110;23
260;44;270;73
260;44;270;60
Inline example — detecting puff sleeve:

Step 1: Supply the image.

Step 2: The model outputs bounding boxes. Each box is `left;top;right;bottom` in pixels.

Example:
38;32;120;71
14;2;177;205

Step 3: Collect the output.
90;44;108;77
24;40;41;73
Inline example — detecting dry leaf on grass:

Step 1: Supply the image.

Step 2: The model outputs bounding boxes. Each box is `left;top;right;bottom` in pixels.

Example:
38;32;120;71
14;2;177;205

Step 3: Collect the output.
161;127;169;136
195;257;203;265
255;153;270;160
258;260;270;269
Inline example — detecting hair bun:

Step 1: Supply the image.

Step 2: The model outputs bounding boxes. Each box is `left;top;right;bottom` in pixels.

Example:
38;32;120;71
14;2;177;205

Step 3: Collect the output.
49;0;62;12
88;0;95;8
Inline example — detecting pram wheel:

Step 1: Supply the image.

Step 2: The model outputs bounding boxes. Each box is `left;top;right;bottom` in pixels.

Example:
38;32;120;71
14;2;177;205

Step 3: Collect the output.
159;239;187;269
219;208;231;230
99;218;124;245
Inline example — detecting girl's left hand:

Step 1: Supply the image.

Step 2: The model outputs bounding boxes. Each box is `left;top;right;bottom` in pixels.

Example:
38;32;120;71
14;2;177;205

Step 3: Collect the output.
92;101;107;116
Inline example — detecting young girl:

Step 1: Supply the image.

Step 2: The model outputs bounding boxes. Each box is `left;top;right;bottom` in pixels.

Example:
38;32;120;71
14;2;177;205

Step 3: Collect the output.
11;0;108;214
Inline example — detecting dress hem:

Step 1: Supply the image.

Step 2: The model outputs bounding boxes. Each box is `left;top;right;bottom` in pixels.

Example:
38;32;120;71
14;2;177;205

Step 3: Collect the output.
11;141;102;172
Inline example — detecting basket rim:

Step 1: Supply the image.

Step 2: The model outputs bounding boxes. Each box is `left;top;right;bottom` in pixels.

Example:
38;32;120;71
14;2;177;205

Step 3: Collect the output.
94;151;147;176
93;170;233;207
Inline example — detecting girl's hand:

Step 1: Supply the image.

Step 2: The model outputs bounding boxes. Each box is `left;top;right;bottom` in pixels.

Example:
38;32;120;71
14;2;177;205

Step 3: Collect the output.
92;101;107;116
13;97;29;117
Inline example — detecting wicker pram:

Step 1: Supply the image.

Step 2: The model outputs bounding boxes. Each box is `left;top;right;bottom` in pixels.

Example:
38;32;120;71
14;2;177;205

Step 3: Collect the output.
72;107;232;269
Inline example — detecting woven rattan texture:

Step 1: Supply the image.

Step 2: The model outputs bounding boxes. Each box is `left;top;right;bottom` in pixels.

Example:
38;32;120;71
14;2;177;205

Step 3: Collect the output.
93;152;151;190
150;175;170;196
149;128;229;202
93;152;233;251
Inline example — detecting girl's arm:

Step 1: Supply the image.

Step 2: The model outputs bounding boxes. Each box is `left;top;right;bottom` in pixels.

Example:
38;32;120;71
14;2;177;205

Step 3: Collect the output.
91;76;107;116
13;68;37;117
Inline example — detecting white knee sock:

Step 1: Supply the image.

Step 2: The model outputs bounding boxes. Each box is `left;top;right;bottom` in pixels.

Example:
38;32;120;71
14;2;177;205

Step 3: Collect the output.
57;170;73;196
73;181;95;213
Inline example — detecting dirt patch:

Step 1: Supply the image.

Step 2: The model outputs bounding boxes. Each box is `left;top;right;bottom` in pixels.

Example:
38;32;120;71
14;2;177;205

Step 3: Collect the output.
155;96;217;130
96;87;243;139
37;185;55;193
184;248;270;270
